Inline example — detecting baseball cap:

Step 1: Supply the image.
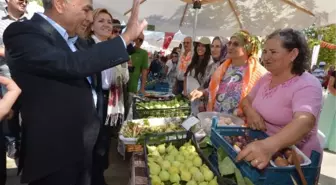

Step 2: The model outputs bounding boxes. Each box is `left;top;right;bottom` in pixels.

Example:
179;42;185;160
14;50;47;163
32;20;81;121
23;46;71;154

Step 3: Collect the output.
196;37;211;45
319;61;326;66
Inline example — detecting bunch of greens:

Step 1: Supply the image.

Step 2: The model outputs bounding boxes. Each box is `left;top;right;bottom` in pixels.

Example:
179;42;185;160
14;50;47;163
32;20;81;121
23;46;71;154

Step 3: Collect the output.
217;147;254;185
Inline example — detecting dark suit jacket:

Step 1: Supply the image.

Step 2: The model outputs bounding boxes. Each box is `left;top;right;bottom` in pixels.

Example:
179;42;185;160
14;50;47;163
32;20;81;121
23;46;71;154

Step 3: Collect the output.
3;13;129;183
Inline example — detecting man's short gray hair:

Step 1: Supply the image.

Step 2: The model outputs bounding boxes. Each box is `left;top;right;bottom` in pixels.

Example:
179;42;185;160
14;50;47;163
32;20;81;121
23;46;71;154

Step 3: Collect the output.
42;0;53;10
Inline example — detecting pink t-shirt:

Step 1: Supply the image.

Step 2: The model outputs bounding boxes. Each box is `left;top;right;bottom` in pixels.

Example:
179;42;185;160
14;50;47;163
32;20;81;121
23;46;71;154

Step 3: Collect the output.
249;72;323;158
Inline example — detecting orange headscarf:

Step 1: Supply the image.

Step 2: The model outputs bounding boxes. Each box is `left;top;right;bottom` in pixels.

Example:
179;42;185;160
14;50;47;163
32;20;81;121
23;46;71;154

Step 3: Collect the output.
207;31;267;113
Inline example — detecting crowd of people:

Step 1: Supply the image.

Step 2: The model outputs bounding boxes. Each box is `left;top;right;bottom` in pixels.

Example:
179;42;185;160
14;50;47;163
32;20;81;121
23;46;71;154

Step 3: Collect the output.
0;0;334;184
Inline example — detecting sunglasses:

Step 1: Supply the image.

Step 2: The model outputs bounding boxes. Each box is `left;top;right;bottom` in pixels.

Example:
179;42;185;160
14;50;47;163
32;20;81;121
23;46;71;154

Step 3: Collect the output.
172;55;178;58
227;41;240;47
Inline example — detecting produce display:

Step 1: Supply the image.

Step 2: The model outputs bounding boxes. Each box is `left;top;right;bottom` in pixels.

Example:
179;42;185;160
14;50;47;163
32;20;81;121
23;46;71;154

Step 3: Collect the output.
146;141;219;185
136;98;189;109
224;135;306;167
120;119;184;138
135;96;190;118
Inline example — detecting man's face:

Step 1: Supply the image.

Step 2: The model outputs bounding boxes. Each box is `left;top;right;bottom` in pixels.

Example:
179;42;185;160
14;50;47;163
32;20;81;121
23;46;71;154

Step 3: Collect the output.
135;33;144;48
112;25;121;37
55;0;93;36
7;0;27;14
183;37;192;52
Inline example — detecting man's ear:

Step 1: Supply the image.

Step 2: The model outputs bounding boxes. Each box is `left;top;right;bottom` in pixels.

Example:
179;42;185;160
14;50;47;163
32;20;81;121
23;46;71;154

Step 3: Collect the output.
53;0;66;14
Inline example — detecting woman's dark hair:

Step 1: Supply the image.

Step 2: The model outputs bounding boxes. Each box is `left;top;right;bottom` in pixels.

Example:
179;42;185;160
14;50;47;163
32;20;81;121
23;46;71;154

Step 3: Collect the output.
185;43;211;78
160;56;168;63
172;47;179;53
266;28;310;75
171;51;179;56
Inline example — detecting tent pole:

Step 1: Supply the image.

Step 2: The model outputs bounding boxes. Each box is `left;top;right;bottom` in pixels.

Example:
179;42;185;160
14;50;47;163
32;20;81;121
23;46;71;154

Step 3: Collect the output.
193;9;199;41
192;0;202;41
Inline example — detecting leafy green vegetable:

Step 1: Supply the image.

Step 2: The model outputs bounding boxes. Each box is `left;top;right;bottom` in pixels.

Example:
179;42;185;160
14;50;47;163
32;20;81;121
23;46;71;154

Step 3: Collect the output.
199;136;212;148
235;168;246;185
219;157;236;176
217;147;228;161
244;177;254;185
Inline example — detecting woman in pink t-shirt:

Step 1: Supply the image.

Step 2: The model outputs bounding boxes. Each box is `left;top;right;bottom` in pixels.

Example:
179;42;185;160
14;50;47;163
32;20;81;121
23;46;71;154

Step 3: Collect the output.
237;28;323;169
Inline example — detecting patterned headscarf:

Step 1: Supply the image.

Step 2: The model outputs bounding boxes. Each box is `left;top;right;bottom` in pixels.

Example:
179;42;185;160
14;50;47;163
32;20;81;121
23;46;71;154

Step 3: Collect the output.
212;36;229;63
231;30;261;58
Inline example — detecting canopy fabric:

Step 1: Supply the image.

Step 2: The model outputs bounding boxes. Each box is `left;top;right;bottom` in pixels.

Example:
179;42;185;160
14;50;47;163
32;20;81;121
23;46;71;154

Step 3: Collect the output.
94;0;335;37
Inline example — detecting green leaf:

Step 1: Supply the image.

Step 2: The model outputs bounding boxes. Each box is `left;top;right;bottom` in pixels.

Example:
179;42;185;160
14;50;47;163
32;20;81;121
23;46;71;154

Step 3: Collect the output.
217;147;228;161
235;168;246;185
199;136;212;148
244;177;254;185
201;147;213;158
219;157;236;176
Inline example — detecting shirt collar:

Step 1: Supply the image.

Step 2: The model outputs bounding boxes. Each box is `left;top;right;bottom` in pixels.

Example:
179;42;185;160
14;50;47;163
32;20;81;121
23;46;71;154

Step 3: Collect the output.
91;35;102;43
1;7;27;21
37;12;78;44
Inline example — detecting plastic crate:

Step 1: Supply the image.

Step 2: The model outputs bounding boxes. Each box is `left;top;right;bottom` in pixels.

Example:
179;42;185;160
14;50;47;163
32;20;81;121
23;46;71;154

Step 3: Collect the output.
154;82;170;92
133;96;191;119
210;118;321;185
143;131;229;185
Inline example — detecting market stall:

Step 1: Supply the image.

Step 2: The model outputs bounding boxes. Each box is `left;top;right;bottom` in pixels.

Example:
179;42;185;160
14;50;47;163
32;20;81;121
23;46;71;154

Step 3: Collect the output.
118;95;321;185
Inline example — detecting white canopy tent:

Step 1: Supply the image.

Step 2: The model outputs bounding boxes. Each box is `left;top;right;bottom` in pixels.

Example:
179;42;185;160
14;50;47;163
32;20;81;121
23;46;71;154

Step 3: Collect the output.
94;0;336;37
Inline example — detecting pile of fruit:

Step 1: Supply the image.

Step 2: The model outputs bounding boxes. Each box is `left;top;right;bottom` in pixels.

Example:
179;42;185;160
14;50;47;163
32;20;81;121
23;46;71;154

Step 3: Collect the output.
121;119;184;138
272;148;304;167
223;135;258;152
146;141;219;185
224;134;305;167
136;98;189;109
135;97;190;118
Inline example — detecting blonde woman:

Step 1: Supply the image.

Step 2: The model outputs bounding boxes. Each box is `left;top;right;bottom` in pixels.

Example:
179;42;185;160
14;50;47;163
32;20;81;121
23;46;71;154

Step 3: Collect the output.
84;8;129;185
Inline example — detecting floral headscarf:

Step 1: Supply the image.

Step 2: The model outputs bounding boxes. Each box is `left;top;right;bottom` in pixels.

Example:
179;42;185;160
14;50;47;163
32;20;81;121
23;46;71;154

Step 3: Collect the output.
231;30;261;58
212;36;229;63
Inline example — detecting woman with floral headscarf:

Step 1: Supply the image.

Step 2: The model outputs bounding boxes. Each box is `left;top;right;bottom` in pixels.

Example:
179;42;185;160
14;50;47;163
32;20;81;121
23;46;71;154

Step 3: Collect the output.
190;30;267;115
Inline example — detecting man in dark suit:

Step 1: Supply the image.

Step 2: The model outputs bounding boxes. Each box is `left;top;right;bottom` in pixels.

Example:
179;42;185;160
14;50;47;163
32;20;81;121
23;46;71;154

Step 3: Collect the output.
3;0;147;184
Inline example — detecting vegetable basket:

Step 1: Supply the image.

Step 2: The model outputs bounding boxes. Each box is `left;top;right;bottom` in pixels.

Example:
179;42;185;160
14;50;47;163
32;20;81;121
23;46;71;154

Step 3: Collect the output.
144;131;229;185
210;118;321;185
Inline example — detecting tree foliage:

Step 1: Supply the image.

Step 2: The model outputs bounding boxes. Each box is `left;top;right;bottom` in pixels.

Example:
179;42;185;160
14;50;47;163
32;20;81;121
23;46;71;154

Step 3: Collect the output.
303;24;336;66
28;0;43;7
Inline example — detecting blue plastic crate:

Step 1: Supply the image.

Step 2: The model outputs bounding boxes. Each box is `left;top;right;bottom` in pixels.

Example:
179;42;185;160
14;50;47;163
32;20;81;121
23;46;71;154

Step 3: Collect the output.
210;117;321;185
154;82;169;92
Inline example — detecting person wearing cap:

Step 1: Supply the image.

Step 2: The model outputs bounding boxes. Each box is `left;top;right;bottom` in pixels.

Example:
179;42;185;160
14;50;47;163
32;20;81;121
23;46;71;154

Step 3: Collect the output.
184;37;215;114
312;61;327;85
190;30;267;115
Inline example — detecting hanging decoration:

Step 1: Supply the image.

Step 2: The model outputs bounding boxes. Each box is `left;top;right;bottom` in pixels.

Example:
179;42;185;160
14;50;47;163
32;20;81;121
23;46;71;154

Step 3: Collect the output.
162;32;175;50
320;41;336;50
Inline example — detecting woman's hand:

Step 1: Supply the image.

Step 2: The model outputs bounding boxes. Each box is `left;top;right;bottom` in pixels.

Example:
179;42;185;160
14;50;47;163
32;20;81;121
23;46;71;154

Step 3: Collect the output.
245;107;266;131
189;89;204;101
236;139;278;169
0;76;21;121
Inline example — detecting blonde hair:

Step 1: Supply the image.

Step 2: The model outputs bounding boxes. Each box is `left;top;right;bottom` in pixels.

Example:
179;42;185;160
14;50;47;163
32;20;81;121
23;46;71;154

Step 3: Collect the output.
84;8;113;38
